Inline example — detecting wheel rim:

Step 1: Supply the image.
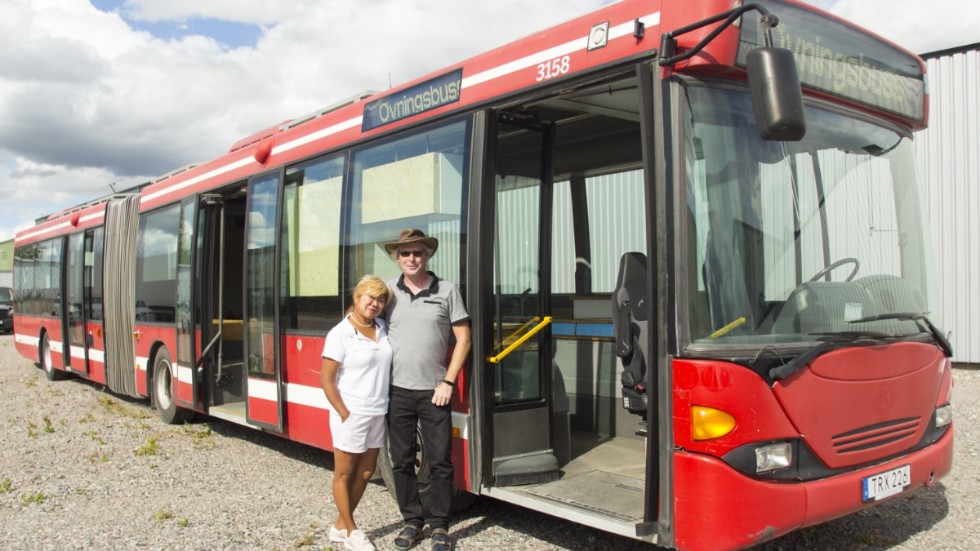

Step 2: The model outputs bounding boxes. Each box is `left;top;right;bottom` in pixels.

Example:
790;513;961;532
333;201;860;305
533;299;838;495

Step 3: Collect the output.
155;359;174;410
42;337;52;373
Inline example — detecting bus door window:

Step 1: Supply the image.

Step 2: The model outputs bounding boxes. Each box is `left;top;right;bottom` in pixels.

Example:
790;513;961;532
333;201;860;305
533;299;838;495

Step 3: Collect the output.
66;232;87;372
244;172;285;430
489;116;558;486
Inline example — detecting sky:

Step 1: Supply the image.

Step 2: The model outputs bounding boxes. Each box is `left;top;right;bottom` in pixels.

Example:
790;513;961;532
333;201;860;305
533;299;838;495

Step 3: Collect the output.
2;0;979;242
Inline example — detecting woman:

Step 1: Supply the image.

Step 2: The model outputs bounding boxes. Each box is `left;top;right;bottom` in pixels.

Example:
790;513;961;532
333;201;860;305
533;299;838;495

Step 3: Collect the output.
320;275;392;551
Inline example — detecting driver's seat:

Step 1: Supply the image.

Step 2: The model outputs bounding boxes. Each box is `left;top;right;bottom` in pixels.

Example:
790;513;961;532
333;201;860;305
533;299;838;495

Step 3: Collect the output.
612;252;649;418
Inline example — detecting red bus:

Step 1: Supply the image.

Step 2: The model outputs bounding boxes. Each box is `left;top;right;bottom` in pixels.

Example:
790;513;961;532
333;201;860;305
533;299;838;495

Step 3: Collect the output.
12;1;953;549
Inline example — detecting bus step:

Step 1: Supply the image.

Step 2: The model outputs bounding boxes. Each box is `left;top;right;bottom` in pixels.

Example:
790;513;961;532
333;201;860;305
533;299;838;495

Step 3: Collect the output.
635;422;648;437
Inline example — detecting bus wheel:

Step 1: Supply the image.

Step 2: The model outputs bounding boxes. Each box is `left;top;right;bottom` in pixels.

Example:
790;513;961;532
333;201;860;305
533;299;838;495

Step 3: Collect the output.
377;425;476;515
152;349;191;425
41;333;66;381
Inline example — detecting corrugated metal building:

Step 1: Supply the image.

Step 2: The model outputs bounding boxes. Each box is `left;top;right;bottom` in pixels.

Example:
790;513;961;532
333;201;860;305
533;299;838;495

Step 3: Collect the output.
915;43;980;365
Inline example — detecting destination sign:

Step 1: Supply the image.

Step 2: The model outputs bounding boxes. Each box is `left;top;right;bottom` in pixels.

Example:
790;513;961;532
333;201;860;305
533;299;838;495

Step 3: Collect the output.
736;0;925;122
362;69;463;131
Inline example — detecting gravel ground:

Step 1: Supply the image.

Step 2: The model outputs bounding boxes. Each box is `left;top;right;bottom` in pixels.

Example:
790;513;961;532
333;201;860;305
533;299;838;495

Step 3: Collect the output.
1;333;977;551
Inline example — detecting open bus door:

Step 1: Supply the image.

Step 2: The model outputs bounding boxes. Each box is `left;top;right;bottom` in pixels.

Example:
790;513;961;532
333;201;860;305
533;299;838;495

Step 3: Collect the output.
65;232;89;375
174;196;200;411
478;73;661;540
484;114;561;485
242;173;285;431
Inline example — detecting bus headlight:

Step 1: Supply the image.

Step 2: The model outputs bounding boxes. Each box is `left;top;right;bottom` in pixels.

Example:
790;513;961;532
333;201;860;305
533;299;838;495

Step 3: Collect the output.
934;404;952;428
755;442;792;473
691;406;736;440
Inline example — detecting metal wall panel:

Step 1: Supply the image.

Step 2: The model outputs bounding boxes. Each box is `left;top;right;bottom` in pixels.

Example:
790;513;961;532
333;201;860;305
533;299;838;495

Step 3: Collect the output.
915;46;980;363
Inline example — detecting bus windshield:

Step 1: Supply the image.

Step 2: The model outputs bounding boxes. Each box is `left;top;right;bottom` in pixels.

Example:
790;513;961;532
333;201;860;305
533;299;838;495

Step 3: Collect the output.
683;83;933;351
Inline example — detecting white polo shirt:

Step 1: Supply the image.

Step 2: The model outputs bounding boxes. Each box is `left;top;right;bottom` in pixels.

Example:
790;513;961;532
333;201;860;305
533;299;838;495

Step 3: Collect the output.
321;315;392;416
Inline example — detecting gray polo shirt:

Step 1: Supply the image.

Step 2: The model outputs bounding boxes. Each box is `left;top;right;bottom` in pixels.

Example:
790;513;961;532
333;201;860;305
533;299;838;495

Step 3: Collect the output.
386;272;469;390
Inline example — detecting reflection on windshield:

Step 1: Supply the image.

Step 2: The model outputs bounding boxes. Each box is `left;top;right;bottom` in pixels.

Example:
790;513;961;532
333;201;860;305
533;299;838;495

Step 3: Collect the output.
683;85;933;349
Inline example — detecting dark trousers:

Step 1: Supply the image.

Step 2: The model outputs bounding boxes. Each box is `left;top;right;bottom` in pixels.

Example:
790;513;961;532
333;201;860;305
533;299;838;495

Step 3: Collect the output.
387;386;453;530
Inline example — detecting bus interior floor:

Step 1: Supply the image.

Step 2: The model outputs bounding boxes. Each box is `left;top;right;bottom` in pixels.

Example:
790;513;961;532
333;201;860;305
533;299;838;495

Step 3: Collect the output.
520;432;646;522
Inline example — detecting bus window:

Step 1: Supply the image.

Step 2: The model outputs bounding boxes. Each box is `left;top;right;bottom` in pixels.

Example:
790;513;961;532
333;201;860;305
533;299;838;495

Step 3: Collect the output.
348;119;470;288
281;154;345;331
135;205;180;323
86;227;105;322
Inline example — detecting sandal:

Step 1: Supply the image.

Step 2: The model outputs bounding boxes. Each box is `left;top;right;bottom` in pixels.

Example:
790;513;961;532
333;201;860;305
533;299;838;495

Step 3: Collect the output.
394;524;422;550
429;528;453;551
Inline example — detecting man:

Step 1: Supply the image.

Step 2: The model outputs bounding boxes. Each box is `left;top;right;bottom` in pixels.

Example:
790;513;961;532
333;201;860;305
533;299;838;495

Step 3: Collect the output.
384;229;471;551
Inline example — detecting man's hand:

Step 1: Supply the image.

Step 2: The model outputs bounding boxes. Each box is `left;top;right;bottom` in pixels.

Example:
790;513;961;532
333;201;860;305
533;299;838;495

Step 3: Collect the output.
432;382;453;406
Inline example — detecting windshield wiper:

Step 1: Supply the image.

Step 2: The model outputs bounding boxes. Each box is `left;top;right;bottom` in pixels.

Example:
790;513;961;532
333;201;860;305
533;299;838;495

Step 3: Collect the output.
767;332;888;382
847;312;953;357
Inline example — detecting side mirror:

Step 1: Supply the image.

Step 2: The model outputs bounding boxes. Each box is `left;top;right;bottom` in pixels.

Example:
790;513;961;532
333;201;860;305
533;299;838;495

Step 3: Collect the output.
747;47;806;141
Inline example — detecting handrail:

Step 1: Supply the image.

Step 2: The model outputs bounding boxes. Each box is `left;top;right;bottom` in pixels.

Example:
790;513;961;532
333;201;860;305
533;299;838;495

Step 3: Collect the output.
492;316;541;352
487;316;553;364
707;316;746;339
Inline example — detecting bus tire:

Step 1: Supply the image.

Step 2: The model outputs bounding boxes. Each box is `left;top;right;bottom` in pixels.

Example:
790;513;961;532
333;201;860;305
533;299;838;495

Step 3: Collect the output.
152;348;191;425
40;333;66;381
377;426;476;516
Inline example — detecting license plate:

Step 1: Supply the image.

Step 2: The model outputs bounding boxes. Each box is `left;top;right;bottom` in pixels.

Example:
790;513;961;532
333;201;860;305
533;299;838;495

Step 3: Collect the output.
862;464;910;502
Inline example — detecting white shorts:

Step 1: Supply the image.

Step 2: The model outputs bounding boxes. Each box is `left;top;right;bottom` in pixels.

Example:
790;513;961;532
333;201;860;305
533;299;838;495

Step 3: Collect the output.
329;411;386;454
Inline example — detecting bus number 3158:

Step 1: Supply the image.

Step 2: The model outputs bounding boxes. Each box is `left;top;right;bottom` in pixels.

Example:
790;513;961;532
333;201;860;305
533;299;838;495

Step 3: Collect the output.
536;55;570;81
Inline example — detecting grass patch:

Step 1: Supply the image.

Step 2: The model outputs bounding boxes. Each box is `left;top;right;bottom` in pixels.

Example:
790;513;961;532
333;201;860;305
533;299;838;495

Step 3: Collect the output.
20;492;47;506
26;421;37;438
84;430;106;445
154;509;174;522
293;520;320;548
182;423;217;449
0;479;13;494
42;415;55;433
134;437;162;457
87;452;110;464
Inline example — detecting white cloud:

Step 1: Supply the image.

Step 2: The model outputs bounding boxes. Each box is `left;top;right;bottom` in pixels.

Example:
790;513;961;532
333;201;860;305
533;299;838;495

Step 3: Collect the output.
120;0;322;25
1;0;976;243
825;0;980;53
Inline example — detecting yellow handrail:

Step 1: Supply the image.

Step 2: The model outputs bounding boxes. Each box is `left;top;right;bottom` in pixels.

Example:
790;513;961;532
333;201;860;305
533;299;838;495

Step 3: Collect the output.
488;316;553;364
493;316;541;352
707;316;746;339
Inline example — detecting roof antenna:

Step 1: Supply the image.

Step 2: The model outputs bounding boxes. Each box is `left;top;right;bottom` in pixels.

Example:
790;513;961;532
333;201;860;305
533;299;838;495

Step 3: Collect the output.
388;73;392;89
109;180;118;193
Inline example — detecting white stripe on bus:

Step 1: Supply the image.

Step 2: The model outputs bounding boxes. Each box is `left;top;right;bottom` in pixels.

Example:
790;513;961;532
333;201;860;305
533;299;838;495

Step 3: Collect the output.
121;11;662;209
18;211;105;241
462;12;660;89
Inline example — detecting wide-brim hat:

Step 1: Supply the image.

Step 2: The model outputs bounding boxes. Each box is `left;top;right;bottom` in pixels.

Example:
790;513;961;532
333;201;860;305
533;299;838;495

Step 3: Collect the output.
384;228;439;255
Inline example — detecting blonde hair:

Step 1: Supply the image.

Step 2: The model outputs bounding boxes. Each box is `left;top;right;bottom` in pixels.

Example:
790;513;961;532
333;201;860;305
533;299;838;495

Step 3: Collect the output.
347;275;390;314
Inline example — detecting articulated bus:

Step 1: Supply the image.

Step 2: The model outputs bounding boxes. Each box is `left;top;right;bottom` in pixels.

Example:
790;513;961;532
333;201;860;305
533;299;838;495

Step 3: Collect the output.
12;1;953;549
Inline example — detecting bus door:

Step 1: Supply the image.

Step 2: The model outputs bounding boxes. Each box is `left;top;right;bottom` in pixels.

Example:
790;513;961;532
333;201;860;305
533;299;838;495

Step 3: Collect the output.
482;73;655;531
485;115;561;486
174;196;200;410
198;185;250;422
243;173;285;430
65;232;88;374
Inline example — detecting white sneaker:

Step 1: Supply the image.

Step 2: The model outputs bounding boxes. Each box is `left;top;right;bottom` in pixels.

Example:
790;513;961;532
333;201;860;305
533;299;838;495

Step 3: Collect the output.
345;529;376;551
329;525;347;543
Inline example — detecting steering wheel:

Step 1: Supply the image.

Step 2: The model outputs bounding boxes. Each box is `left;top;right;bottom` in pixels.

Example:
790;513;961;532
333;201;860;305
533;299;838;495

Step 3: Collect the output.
808;257;860;282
